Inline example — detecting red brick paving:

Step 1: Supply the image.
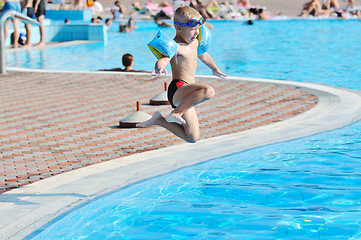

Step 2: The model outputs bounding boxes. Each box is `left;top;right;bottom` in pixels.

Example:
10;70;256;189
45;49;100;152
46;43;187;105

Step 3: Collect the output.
0;72;318;193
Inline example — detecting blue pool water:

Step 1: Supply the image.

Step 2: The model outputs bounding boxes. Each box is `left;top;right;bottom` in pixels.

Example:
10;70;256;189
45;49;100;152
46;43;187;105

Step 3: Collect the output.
26;19;361;239
32;121;361;239
7;19;361;89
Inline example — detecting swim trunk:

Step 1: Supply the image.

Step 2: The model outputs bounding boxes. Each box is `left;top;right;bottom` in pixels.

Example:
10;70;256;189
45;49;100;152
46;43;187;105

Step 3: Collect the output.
33;0;45;17
167;79;188;108
24;7;34;18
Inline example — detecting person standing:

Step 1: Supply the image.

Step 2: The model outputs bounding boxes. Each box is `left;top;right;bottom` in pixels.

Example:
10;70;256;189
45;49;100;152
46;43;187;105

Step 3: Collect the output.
33;0;45;46
1;0;21;48
111;1;126;20
21;0;33;47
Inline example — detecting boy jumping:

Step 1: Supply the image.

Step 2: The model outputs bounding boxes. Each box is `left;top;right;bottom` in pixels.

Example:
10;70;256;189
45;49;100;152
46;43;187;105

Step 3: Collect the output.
137;6;227;143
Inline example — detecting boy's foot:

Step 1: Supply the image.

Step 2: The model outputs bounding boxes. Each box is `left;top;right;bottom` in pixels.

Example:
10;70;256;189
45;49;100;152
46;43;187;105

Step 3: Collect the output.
165;112;186;125
136;111;162;127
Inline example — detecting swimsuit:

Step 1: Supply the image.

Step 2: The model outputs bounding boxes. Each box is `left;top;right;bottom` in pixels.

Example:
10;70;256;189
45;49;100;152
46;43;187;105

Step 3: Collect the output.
33;0;45;17
1;1;21;13
0;1;21;20
24;7;34;18
167;79;188;108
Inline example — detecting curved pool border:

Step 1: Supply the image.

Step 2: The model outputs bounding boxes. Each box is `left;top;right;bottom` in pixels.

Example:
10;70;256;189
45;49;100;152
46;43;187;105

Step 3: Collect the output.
1;72;361;239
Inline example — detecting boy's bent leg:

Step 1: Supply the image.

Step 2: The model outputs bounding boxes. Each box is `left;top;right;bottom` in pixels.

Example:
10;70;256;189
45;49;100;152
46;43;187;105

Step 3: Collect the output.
172;83;215;118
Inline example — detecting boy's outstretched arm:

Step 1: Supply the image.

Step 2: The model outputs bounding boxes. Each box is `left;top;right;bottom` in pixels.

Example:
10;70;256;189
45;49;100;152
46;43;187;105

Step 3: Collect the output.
152;57;171;78
198;52;227;79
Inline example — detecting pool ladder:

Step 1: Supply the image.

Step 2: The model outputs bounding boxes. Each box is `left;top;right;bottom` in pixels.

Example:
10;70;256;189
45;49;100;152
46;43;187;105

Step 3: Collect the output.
0;10;40;74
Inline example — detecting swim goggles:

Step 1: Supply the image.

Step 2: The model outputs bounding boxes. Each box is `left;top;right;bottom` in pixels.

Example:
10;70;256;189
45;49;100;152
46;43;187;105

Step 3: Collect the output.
174;18;205;29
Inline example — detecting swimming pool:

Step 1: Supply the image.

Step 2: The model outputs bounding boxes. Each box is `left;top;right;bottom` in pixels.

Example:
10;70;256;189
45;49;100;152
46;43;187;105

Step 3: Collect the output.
31;120;361;239
22;19;361;239
7;19;361;89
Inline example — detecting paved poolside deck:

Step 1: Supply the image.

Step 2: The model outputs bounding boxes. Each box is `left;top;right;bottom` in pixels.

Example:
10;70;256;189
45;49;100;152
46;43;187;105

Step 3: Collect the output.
0;71;317;193
1;70;361;239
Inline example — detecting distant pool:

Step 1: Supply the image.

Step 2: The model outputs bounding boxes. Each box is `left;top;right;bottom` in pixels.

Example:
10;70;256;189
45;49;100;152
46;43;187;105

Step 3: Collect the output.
25;19;361;239
6;19;361;89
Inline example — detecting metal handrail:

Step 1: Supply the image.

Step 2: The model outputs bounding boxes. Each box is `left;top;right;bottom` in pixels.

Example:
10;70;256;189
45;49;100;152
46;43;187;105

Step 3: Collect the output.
1;10;40;74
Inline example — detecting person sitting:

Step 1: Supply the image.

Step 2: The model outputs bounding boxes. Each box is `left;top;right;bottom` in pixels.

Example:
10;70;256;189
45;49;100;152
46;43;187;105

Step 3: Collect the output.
127;14;138;29
132;1;148;14
205;0;221;14
98;53;150;72
344;0;361;19
119;23;132;33
1;0;21;48
90;16;103;23
236;0;254;16
326;0;340;10
90;0;103;15
346;0;354;11
249;7;267;20
325;0;344;18
356;10;361;20
105;18;112;30
145;0;173;15
299;0;325;17
111;0;126;20
190;0;216;19
153;9;172;20
237;0;251;8
154;15;172;27
73;0;84;10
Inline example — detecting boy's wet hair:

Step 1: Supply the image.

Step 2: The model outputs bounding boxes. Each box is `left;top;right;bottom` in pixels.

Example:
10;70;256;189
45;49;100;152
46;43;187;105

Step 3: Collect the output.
174;6;201;23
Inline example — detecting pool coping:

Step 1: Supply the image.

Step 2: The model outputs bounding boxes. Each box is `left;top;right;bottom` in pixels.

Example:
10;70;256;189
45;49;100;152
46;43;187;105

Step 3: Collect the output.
1;73;361;239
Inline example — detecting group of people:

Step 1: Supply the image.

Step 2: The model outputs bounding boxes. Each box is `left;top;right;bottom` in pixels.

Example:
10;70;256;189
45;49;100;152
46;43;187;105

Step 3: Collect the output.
109;0;361;24
299;0;361;19
129;0;272;20
90;15;137;32
0;0;45;48
105;0;269;31
186;0;270;20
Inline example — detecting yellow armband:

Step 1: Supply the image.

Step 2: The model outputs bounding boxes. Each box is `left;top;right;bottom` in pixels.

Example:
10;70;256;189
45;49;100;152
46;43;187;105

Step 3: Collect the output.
147;31;177;59
197;25;211;55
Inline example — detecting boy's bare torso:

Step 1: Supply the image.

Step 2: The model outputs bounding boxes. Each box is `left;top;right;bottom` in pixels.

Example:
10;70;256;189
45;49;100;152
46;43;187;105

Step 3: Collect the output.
170;39;199;84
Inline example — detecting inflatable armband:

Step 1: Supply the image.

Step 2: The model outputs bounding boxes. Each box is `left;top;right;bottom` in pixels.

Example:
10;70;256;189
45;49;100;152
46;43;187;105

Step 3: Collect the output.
197;25;211;55
147;31;177;59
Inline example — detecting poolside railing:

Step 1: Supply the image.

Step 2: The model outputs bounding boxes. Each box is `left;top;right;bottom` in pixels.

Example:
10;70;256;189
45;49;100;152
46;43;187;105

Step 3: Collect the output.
0;10;40;74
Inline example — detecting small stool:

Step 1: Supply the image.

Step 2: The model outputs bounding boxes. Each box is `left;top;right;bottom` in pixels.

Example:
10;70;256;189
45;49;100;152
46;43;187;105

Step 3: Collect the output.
119;101;151;128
